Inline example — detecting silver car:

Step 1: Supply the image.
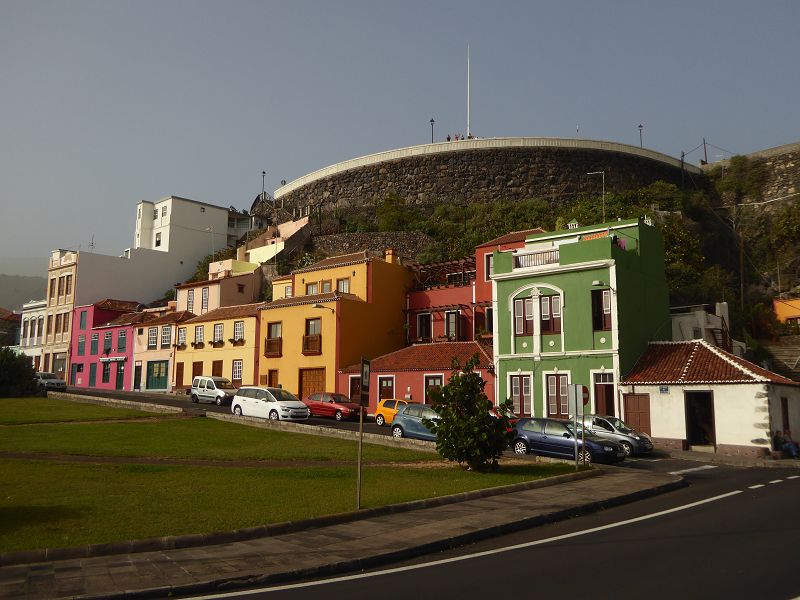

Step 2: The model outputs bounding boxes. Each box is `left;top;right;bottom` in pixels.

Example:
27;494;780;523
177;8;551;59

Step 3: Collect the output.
581;414;653;457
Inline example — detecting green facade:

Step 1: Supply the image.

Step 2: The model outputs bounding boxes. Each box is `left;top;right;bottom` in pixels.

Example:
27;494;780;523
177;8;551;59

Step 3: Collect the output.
492;218;669;417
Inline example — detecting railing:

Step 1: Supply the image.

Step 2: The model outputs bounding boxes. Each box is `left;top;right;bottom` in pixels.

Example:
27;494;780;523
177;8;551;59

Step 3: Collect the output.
514;249;559;269
265;337;282;357
302;334;322;354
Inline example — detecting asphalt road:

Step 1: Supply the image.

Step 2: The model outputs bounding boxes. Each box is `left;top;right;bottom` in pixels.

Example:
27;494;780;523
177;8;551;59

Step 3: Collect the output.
182;461;800;600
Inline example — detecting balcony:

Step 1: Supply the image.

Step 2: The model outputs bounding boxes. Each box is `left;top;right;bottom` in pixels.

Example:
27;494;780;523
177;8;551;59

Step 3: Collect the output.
265;337;282;357
514;249;559;269
302;334;322;355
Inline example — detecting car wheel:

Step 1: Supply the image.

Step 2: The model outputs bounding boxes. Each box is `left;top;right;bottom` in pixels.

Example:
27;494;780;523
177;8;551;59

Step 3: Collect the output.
191;394;199;403
620;441;633;457
375;414;385;426
269;410;279;420
215;396;223;406
578;449;593;464
335;410;343;421
513;439;529;455
233;405;242;416
391;425;404;438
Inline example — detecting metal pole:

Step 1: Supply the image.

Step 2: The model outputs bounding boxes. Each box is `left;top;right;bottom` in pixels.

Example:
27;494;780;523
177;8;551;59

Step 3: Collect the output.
638;124;643;148
467;44;471;138
430;118;434;144
357;401;364;509
602;172;605;223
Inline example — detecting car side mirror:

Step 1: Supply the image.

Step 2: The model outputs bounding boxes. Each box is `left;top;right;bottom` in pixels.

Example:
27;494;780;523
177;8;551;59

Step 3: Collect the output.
563;432;571;438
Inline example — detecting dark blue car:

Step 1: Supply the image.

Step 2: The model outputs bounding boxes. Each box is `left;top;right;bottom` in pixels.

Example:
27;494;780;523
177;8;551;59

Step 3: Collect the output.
391;404;440;441
511;418;625;464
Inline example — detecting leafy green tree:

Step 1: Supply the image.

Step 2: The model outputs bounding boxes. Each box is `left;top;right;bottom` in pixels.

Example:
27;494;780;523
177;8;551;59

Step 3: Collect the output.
0;347;37;397
187;247;236;283
425;355;514;471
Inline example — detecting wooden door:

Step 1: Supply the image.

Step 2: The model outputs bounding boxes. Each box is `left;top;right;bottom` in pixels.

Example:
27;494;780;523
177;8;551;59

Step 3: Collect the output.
298;368;325;399
192;361;204;379
623;393;651;435
378;376;394;400
546;374;569;418
349;376;361;402
212;360;223;377
175;362;184;389
268;369;279;388
594;384;615;416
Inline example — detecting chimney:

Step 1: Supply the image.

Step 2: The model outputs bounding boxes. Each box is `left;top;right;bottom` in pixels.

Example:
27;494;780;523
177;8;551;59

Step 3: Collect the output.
385;248;396;264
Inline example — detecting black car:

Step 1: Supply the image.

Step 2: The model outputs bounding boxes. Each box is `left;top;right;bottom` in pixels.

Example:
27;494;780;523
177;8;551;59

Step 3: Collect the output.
511;417;626;463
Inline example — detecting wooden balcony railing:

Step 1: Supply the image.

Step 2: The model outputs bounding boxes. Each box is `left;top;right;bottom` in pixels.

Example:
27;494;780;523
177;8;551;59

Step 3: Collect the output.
265;337;282;357
302;334;322;355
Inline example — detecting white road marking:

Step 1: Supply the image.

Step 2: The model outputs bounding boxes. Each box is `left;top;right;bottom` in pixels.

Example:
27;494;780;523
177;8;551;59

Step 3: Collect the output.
788;475;799;480
748;484;765;489
769;479;783;484
668;465;718;475
185;490;743;599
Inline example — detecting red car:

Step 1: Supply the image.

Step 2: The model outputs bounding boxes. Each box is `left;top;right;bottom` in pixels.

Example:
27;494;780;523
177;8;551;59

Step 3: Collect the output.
303;392;365;421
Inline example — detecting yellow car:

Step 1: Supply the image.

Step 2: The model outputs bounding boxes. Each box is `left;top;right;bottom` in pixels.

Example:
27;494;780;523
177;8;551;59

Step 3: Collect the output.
374;398;409;426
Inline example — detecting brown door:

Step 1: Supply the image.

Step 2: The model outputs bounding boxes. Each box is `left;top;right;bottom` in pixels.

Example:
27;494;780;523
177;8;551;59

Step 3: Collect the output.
623;393;651;435
212;360;223;377
378;376;394;400
546;374;569;418
175;362;185;389
594;383;615;416
192;361;203;378
268;369;279;388
298;368;325;399
349;376;361;402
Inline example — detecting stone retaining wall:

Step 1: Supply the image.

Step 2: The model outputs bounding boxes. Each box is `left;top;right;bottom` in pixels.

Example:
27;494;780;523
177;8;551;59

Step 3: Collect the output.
48;392;182;414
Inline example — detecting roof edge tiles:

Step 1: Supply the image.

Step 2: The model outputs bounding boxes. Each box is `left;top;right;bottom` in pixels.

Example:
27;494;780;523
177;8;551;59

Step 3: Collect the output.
339;341;493;374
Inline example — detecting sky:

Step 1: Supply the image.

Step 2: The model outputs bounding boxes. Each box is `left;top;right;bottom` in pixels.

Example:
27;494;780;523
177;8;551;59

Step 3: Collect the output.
1;0;798;276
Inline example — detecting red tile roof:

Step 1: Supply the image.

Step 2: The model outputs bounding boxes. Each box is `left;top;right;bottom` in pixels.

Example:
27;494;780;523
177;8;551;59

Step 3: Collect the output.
476;228;547;248
184;303;263;324
340;341;493;374
97;311;157;327
143;310;196;326
293;251;372;274
95;299;142;312
0;308;21;323
622;341;799;386
261;292;361;311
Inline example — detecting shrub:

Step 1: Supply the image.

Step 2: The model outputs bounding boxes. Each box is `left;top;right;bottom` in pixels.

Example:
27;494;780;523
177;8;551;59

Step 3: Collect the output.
0;347;38;397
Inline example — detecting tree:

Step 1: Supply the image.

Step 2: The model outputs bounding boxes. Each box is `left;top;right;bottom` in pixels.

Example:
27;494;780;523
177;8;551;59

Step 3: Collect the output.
0;347;37;397
425;355;514;471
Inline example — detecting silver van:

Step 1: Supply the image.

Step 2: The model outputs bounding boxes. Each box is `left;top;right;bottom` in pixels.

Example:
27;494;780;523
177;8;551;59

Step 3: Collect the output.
191;376;238;405
581;414;653;456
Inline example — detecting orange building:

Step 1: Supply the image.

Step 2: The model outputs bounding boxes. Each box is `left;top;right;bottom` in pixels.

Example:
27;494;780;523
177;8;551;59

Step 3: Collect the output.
774;298;800;326
259;250;413;399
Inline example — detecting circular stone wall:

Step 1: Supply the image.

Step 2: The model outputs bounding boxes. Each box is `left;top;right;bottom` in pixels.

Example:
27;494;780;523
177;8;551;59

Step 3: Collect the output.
262;137;704;222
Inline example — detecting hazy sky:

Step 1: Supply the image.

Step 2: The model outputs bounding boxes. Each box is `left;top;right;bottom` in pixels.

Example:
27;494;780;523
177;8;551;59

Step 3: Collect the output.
1;0;798;276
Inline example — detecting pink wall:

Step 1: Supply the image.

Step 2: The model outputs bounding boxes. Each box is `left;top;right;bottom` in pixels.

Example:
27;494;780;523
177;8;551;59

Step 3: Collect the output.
407;286;473;341
69;304;135;386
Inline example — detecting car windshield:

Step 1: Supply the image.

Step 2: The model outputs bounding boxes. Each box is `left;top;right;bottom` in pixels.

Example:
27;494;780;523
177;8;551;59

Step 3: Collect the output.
214;379;236;390
38;373;57;379
606;417;634;433
566;423;603;441
331;394;351;403
273;389;300;402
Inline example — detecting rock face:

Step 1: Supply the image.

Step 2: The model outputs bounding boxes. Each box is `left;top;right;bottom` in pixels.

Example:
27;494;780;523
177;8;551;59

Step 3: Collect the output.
311;231;435;259
267;146;699;225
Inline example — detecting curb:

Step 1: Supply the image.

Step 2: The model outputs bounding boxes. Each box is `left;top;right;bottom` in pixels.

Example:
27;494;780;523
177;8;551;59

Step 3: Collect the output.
0;468;600;568
75;472;686;600
48;392;184;415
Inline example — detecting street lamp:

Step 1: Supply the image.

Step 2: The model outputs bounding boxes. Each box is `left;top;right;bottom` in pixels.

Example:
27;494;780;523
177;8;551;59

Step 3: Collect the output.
586;171;606;223
430;118;435;143
638;124;643;148
204;226;215;259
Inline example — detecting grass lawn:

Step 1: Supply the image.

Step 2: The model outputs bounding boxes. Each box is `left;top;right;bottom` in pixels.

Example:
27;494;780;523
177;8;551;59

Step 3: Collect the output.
0;397;577;553
0;397;153;424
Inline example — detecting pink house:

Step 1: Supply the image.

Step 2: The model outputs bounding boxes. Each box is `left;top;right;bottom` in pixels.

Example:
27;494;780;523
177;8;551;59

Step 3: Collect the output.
407;257;475;343
337;341;494;413
69;299;141;386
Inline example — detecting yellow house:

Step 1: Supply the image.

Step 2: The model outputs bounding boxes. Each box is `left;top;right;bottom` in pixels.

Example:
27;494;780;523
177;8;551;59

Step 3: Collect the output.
774;298;800;326
259;250;413;398
174;303;262;389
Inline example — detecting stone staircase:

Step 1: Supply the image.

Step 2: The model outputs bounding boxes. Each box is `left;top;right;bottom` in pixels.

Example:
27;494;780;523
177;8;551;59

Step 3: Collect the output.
762;336;800;381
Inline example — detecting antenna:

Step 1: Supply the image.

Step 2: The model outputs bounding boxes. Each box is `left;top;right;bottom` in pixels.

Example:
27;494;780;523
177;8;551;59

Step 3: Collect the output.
89;235;95;252
467;45;471;138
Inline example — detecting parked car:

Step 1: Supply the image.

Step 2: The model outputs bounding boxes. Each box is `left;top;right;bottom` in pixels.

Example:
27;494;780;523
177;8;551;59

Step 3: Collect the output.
391;404;440;441
34;372;66;393
511;417;626;464
190;376;238;405
580;414;653;456
490;405;519;431
374;398;409;426
231;386;310;421
303;392;365;421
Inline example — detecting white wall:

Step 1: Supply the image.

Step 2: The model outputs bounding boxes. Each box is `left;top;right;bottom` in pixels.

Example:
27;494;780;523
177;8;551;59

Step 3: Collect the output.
768;386;800;437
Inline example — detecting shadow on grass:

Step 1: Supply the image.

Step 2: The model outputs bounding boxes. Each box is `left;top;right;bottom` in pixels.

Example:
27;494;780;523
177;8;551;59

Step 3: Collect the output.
0;506;86;534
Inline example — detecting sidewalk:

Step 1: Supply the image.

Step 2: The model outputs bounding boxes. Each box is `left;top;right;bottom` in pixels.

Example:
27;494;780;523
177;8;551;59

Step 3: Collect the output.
653;447;800;469
0;467;682;600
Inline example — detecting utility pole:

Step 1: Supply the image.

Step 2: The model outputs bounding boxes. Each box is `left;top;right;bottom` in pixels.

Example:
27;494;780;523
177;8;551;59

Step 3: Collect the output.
703;138;708;164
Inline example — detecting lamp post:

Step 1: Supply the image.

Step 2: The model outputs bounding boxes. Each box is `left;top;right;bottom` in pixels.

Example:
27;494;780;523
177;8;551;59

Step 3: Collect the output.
205;226;214;259
586;171;605;222
638;124;643;148
430;118;435;143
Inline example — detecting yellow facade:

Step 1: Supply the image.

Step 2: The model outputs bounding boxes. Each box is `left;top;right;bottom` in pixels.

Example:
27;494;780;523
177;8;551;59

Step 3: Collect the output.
259;252;413;398
174;304;261;388
774;298;800;324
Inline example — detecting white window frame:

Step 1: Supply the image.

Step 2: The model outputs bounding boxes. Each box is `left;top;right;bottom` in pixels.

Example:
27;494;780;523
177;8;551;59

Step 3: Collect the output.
444;310;459;340
195;325;204;343
213;323;224;342
484;253;493;281
232;359;243;381
306;282;318;295
177;327;186;345
336;278;350;294
233;320;244;340
161;326;171;347
148;327;158;349
285;285;293;298
416;312;432;339
187;289;194;313
201;287;209;313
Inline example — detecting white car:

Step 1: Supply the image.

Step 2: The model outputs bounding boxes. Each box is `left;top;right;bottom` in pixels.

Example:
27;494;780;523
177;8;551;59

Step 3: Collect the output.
231;386;310;421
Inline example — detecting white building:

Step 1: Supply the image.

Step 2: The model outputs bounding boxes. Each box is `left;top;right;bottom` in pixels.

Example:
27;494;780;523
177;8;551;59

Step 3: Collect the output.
19;299;46;370
134;196;264;257
670;301;746;357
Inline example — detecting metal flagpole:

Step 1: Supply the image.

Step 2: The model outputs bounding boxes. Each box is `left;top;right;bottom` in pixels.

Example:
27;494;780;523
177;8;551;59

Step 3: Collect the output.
467;45;471;138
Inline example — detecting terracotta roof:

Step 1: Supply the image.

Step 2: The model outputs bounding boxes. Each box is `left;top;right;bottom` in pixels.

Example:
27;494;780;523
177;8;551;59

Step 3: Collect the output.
175;278;217;290
97;311;157;328
143;310;196;326
0;308;21;323
476;228;547;248
94;299;141;312
293;251;371;274
261;292;362;311
340;341;493;374
184;303;263;324
622;340;799;386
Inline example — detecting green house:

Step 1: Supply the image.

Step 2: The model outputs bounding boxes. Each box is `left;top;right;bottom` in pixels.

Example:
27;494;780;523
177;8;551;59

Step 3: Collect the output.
491;217;669;420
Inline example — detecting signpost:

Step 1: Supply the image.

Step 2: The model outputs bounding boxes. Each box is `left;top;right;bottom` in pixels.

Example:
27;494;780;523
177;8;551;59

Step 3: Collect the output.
568;384;590;470
356;358;370;510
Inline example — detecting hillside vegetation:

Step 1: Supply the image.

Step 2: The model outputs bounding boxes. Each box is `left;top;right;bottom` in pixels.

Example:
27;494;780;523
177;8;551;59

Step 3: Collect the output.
0;274;47;312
